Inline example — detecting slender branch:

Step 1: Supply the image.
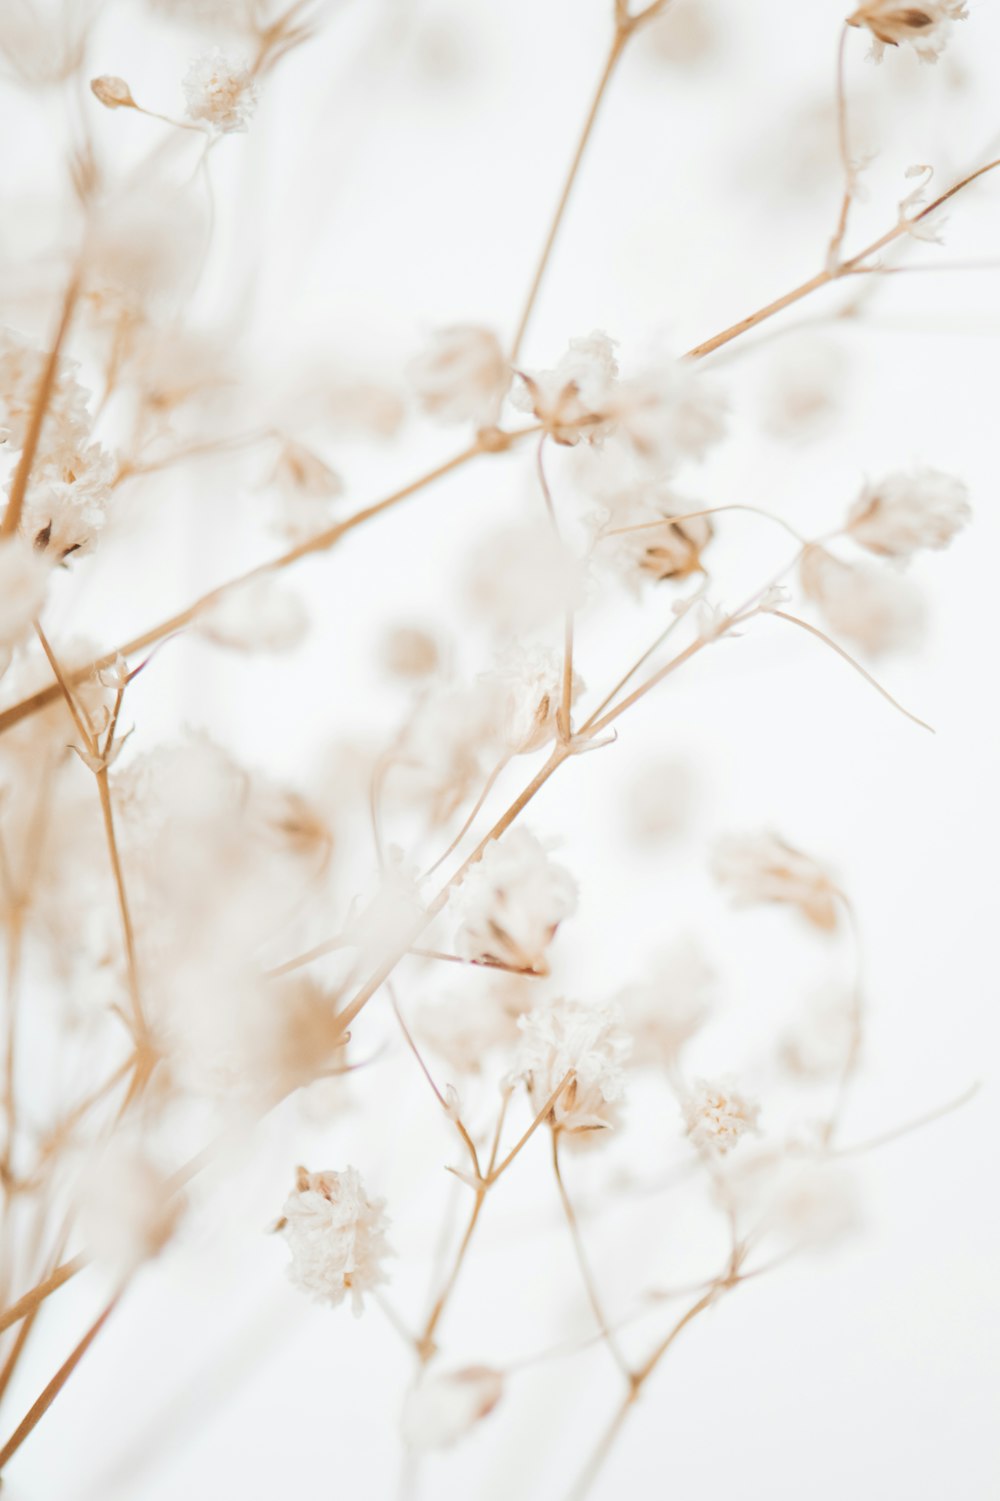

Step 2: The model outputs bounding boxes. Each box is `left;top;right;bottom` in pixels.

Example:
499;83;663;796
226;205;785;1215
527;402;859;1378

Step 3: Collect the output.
768;610;934;733
0;1256;88;1338
0;1290;122;1473
1;275;82;540
550;1129;632;1382
510;26;629;362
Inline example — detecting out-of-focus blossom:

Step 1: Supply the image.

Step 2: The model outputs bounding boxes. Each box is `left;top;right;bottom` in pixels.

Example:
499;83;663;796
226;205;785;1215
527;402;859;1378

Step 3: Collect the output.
195;577;309;652
182;47;258;132
401;1367;504;1450
453;828;577;974
846;467;970;559
713;831;841;931
847;0;968;63
408;326;511;428
799;545;925;657
617;936;715;1067
683;1076;760;1156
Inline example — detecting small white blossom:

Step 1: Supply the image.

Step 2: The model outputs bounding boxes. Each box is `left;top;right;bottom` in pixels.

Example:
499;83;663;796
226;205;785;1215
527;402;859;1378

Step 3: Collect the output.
417;975;529;1075
401;1367;504;1450
19;442;115;560
515;997;631;1137
683;1076;760;1156
279;1165;391;1316
780;986;857;1080
847;1;967;63
846;467;970;559
713;831;841;931
512;331;619;446
594;483;713;592
408;326;511;427
603;359;726;473
182;48;258;133
453;828;577;974
481;642;583;753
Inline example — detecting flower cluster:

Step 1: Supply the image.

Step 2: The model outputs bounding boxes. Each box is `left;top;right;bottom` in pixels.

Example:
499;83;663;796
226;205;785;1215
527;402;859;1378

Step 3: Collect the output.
713;831;841;931
515;997;631;1138
682;1077;760;1156
847;1;968;63
279;1166;392;1316
182;48;258;133
453;828;577;973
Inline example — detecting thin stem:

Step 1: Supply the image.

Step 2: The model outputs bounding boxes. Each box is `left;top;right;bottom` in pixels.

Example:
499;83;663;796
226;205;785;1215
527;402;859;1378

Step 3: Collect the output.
0;1290;122;1472
95;769;146;1040
0;1255;87;1337
422;750;515;880
487;1073;572;1185
768;610;934;733
827;25;854;270
509;26;629;362
550;1129;632;1382
0;433;542;741
1;274;82;541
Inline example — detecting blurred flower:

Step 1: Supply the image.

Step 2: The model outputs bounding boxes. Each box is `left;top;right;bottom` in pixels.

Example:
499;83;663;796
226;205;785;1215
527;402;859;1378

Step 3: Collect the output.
713;831;841;931
408;326;511;428
0;537;49;659
78;1140;183;1278
617;936;715;1066
846;467;970;559
512;331;618;446
182;47;258;132
481;642;582;753
453;828;577;974
683;1076;760;1156
195;577;310;652
799;544;925;656
279;1165;392;1316
417;974;531;1075
401;1367;504;1450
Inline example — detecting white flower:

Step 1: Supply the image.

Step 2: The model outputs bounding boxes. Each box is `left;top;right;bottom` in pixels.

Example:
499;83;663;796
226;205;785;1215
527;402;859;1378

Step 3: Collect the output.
195;577;309;652
408;326;511;427
182;48;258;133
279;1166;391;1315
617;937;715;1066
682;1076;760;1156
594;483;713;591
779;985;856;1080
0;537;49;652
712;831;841;931
481;642;583;753
799;545;925;657
512;331;619;446
847;1;967;63
401;1367;504;1450
453;828;577;973
846;467;970;559
19;442;115;560
515;997;631;1137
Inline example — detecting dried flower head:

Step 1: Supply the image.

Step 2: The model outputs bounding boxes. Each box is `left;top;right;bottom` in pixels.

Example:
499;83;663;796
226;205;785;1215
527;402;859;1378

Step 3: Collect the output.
279;1165;391;1316
847;1;968;63
417;975;530;1075
401;1367;504;1450
845;467;971;559
408;326;511;428
799;545;925;657
682;1076;760;1156
78;1141;183;1277
512;331;618;446
482;642;583;753
195;577;309;652
515;997;631;1137
713;831;841;931
595;484;713;591
453;828;577;974
90;74;136;109
182;47;258;133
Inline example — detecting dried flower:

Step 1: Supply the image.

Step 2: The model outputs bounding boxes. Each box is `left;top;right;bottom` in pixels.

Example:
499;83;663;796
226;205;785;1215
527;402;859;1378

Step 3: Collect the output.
408;326;511;427
603;360;726;473
182;47;258;133
595;483;713;591
845;467;971;559
279;1166;392;1315
847;1;968;63
799;545;925;657
19;441;115;560
380;625;440;680
779;986;857;1080
682;1076;760;1156
417;975;530;1074
78;1141;183;1277
91;74;136;109
482;642;583;753
515;997;631;1136
453;828;577;973
401;1367;504;1450
512;331;618;446
713;831;841;931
